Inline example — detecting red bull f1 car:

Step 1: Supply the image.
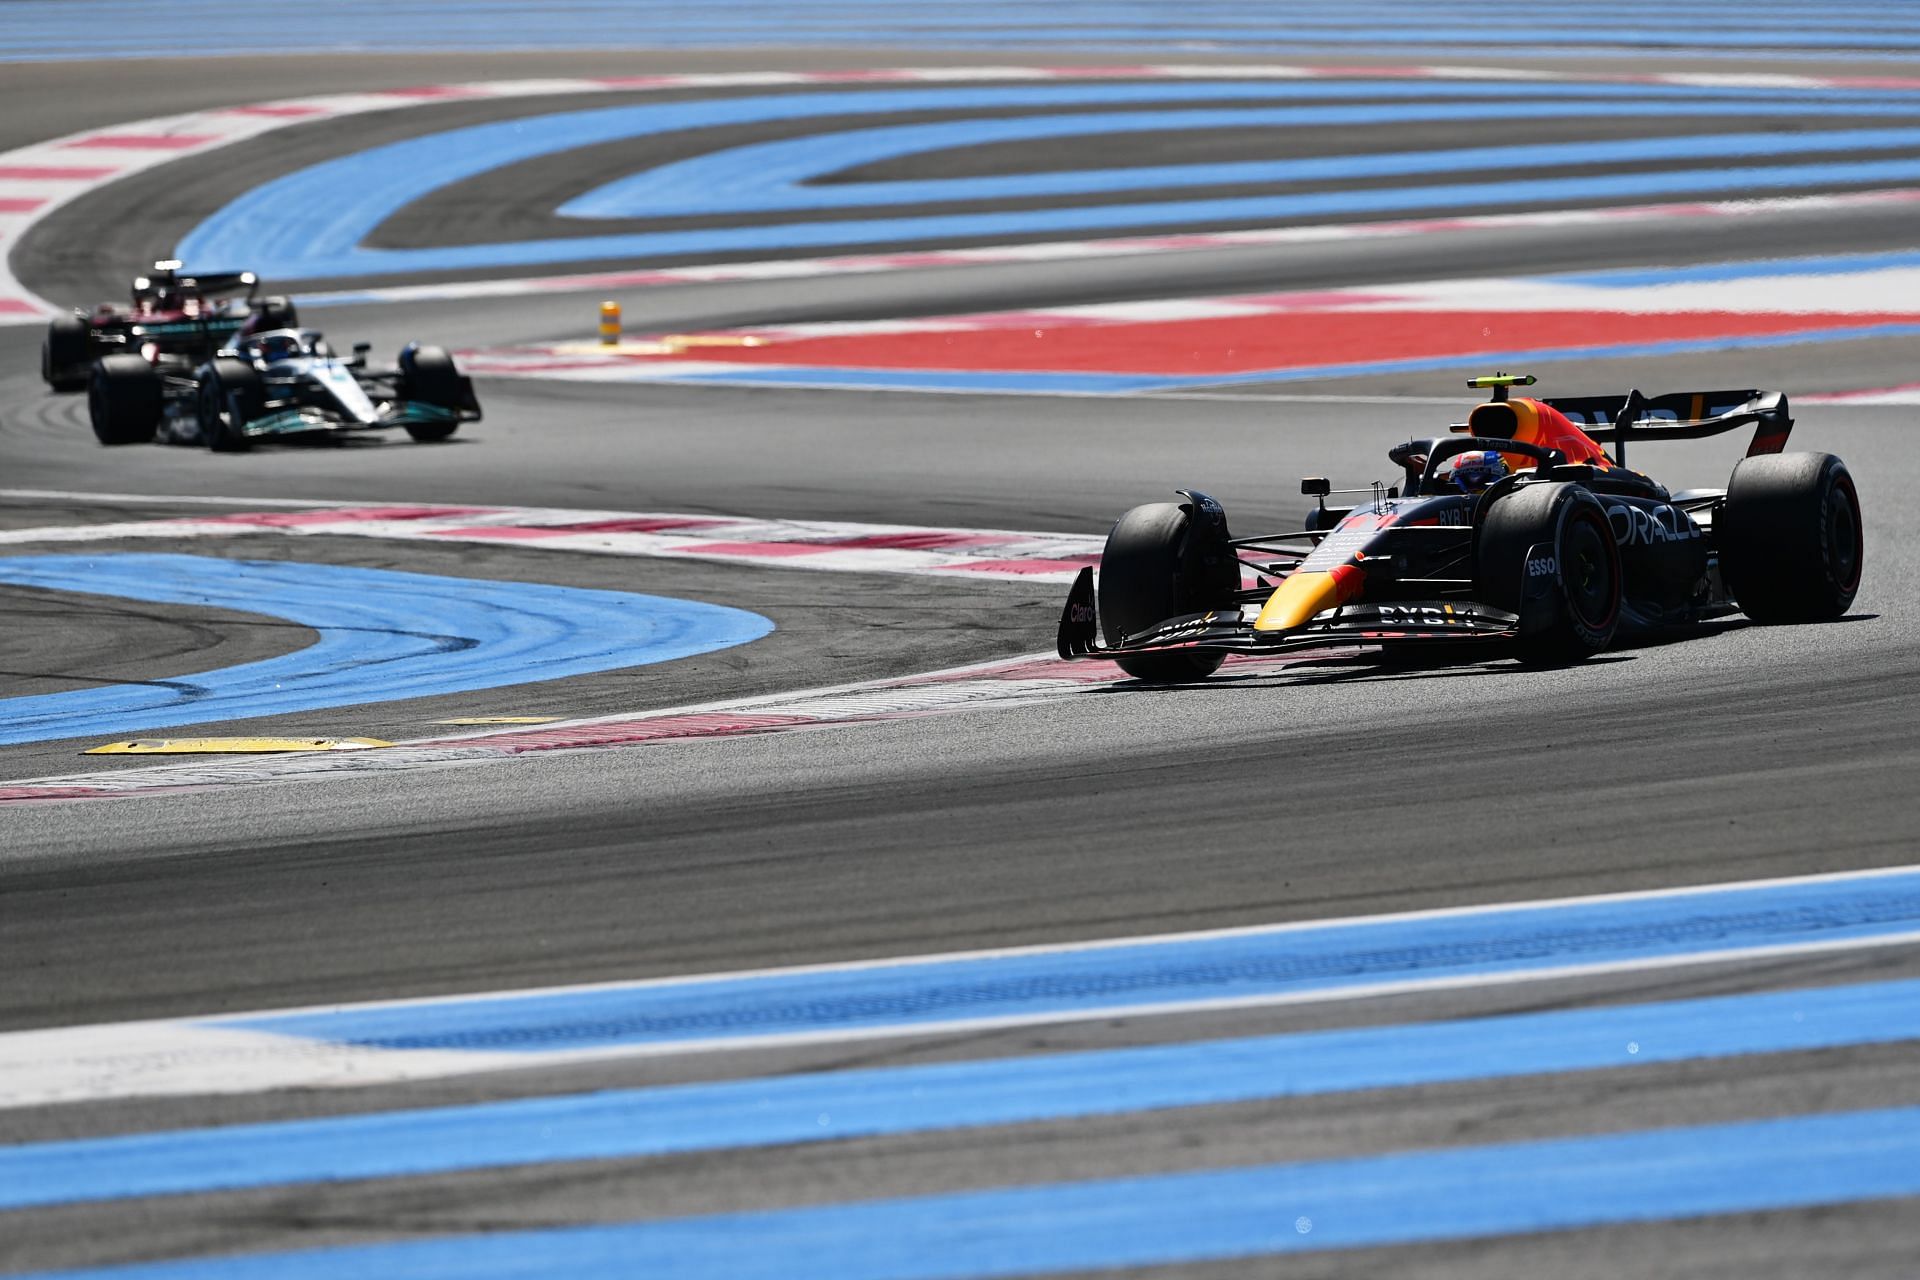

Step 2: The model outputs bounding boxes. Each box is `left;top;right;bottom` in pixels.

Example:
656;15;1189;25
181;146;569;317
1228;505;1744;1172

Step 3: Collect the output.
40;260;296;392
1057;374;1863;680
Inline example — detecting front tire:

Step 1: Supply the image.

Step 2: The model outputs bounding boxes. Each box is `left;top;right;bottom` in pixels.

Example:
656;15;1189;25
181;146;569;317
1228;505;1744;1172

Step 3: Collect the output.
1477;482;1621;663
398;343;464;442
197;357;262;453
1097;501;1238;682
87;355;162;445
1720;452;1862;622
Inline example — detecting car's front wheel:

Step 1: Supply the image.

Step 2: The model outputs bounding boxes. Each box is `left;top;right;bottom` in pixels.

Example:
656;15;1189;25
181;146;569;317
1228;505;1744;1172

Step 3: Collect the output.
1476;481;1621;663
198;358;263;453
88;355;162;445
1097;500;1239;682
398;344;464;442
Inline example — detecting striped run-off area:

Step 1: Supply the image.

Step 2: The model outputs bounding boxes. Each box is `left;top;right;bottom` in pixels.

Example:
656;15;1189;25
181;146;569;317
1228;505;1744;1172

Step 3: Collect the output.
4;866;1920;1276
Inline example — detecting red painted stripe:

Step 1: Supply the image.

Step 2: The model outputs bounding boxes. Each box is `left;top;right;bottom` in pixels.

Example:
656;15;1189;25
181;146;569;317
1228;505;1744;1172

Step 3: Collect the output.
691;540;849;558
0;300;41;315
223;104;328;117
937;557;1100;575
0;164;115;179
426;516;730;539
64;133;215;150
192;506;495;527
668;309;1920;376
0;786;123;803
0;197;46;213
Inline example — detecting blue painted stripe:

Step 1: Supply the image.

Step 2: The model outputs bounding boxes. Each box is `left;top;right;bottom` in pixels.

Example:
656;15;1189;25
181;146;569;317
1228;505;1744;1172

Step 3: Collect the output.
563;116;1920;219
6;978;1918;1212
176;81;1920;281
10;3;1920;61
22;1105;1920;1278
0;555;770;746
220;867;1920;1053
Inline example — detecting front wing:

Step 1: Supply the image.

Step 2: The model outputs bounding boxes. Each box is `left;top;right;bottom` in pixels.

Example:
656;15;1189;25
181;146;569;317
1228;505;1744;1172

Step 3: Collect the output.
1054;566;1519;661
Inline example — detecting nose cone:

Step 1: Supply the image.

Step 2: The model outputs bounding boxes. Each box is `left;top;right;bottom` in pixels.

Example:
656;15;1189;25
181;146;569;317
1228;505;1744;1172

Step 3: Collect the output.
1253;564;1363;632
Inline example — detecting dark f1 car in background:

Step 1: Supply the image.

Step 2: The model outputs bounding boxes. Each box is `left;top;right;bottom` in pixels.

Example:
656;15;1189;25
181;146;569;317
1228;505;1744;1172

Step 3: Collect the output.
41;260;296;392
1058;374;1863;680
88;328;481;451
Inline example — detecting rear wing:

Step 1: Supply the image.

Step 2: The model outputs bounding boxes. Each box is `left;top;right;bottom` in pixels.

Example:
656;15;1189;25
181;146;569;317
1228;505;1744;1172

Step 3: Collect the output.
181;271;262;303
1542;388;1792;465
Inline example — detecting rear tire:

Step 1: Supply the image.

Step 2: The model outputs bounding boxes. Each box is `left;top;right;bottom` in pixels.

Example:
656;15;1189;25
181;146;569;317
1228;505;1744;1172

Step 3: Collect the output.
87;355;162;445
1720;452;1862;622
197;358;262;453
398;343;463;442
42;314;90;391
1097;501;1238;682
1476;482;1621;663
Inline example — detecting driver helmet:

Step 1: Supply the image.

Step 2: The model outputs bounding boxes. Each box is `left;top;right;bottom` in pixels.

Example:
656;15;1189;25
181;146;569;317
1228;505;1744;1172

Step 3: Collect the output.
1452;448;1509;492
256;332;302;363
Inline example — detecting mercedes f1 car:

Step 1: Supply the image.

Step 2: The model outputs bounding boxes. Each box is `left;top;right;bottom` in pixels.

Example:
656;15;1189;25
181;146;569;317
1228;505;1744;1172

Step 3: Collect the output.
87;328;481;450
1057;374;1863;680
41;260;296;392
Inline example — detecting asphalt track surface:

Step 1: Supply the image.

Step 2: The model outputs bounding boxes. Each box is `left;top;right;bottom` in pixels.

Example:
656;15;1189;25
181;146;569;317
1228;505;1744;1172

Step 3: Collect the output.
4;43;1920;1280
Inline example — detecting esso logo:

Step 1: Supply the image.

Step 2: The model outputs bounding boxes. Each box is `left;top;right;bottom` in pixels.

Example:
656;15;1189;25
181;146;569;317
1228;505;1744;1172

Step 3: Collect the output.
1527;556;1558;578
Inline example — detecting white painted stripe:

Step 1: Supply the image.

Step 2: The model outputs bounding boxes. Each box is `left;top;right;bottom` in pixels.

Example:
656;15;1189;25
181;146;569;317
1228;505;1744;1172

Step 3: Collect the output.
3;863;1917;1106
0;502;1105;580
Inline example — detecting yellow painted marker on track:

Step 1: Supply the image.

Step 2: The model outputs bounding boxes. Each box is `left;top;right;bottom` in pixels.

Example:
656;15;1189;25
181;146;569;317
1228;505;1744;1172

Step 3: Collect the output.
599;299;621;346
84;737;393;755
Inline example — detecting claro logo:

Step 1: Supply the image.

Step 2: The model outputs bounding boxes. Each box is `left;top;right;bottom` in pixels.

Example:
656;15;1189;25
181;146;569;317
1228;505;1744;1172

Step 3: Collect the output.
1605;503;1700;547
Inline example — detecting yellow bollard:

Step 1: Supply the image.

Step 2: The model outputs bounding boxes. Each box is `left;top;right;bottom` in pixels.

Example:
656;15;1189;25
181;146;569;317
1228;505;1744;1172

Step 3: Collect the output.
599;300;621;346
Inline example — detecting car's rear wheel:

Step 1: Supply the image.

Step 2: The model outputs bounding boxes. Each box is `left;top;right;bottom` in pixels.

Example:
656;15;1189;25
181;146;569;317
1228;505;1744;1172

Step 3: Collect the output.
1097;501;1238;682
1476;481;1621;663
1720;451;1862;622
42;314;91;392
198;358;262;453
398;344;463;442
87;355;162;445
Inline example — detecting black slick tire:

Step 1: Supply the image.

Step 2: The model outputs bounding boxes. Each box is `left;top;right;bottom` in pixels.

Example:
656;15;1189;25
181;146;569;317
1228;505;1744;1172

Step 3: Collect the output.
1097;501;1236;682
1476;481;1621;663
398;344;463;442
42;314;91;392
1720;452;1862;622
87;355;162;445
198;357;262;453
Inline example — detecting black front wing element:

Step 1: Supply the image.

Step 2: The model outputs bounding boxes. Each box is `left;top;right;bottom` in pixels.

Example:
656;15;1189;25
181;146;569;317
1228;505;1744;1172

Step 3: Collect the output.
1055;566;1519;661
